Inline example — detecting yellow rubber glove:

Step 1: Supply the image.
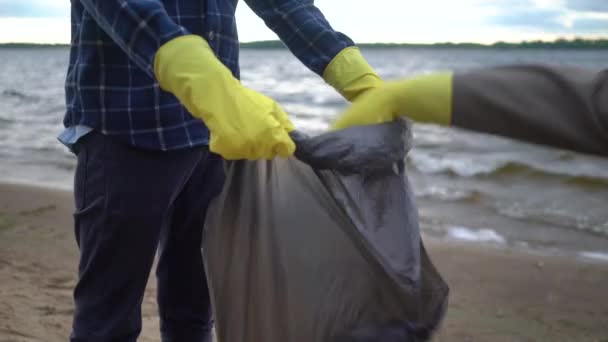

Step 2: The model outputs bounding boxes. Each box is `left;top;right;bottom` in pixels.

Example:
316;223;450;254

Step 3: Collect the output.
323;47;383;102
331;72;453;130
154;35;295;160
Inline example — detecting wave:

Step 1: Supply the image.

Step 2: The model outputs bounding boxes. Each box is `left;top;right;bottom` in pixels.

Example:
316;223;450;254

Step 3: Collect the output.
2;89;27;98
446;226;507;244
492;163;608;186
1;89;39;102
415;186;481;202
578;251;608;262
409;152;608;183
496;202;608;237
0;116;15;125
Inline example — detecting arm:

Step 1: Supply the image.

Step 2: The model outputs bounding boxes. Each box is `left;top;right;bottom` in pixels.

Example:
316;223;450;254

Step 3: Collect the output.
452;65;608;157
245;0;382;101
79;0;188;77
79;0;295;159
333;65;608;157
244;0;352;75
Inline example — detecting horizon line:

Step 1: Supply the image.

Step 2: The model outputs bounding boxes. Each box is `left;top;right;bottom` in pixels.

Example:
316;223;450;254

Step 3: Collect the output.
1;37;607;48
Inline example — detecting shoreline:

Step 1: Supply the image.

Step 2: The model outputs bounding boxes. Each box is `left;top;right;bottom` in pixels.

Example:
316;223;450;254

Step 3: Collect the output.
4;178;607;262
1;182;607;341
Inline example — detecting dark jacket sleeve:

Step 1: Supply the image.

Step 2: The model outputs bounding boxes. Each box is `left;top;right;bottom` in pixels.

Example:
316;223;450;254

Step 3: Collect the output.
79;0;189;77
244;0;354;75
452;64;608;157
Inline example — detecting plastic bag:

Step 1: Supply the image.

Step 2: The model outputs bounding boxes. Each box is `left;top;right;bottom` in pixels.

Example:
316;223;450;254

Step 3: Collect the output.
202;120;448;342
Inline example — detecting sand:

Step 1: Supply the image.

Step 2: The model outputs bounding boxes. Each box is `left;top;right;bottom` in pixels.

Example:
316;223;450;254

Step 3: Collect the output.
0;182;607;342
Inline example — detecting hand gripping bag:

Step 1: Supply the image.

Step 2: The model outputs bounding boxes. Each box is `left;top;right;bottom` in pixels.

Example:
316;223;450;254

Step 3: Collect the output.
202;120;449;342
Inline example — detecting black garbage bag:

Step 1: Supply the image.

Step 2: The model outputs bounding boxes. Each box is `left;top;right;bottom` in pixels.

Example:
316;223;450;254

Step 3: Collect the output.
202;119;449;342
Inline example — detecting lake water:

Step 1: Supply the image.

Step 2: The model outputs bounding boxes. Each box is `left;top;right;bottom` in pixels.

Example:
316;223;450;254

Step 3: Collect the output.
1;47;607;259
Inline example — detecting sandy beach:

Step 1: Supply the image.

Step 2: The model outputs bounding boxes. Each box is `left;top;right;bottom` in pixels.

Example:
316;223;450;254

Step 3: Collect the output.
0;182;607;342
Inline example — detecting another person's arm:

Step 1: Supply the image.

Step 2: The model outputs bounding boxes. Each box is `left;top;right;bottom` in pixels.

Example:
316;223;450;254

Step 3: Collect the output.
79;0;294;160
245;0;383;102
452;65;608;156
333;64;608;157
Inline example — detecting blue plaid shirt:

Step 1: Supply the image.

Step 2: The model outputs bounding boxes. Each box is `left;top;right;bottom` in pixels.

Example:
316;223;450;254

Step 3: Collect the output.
62;0;354;151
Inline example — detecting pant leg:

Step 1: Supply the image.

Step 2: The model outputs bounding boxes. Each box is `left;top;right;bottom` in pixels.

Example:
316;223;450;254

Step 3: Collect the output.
70;132;203;342
157;151;225;342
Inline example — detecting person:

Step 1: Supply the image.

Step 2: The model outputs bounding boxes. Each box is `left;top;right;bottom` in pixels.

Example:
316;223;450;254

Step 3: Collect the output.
333;64;608;157
60;1;383;341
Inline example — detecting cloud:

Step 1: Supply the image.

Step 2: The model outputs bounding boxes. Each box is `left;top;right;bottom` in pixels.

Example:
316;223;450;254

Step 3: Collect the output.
0;18;69;43
565;0;608;13
0;0;605;44
488;8;567;30
488;6;608;34
0;0;68;18
572;17;608;31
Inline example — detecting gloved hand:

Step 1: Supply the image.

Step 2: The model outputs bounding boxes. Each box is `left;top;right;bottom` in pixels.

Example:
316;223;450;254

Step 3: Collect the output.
331;72;453;130
154;35;295;160
323;47;383;102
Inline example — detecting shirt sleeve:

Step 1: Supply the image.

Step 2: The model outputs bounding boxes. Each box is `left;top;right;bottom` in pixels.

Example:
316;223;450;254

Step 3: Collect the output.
452;64;608;157
79;0;189;77
244;0;355;75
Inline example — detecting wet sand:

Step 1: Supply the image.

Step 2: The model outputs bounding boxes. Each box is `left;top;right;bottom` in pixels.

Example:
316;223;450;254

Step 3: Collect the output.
0;183;607;342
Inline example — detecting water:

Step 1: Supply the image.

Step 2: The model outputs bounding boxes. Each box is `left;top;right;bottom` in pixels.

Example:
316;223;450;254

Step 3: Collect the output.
1;47;607;256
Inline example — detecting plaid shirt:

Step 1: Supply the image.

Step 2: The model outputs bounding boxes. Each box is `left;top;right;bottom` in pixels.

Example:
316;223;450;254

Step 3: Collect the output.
63;0;354;151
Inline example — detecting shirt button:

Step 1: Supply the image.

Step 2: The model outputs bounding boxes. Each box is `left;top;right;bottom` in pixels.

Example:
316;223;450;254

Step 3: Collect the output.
208;31;215;41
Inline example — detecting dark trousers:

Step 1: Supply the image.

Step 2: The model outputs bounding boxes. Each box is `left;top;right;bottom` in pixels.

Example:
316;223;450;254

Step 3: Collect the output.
70;132;225;342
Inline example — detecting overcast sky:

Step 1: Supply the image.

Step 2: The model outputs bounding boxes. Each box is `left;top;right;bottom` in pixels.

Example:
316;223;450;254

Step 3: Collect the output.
0;0;606;44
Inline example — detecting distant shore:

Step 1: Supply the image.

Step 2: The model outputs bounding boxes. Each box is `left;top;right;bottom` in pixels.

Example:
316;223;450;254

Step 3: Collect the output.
2;38;608;50
1;181;607;341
